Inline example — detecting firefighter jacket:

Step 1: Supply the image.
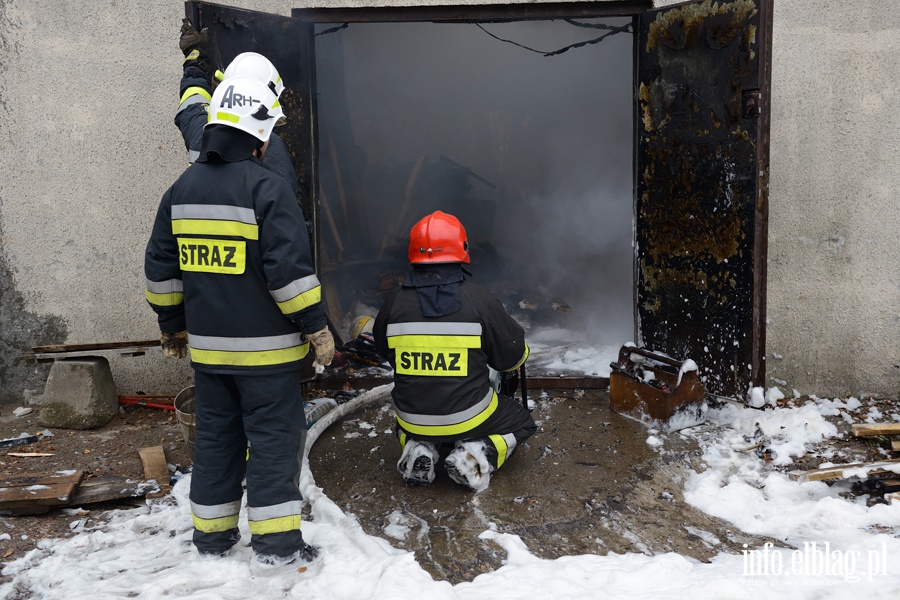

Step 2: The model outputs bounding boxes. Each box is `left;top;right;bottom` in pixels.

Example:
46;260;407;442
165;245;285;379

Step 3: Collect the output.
373;265;530;443
175;61;299;199
144;146;325;375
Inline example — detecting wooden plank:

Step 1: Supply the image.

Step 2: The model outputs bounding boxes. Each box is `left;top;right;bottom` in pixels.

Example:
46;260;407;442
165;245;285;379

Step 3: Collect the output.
139;446;171;499
873;479;900;493
851;423;900;438
19;346;152;362
32;339;161;353
22;343;162;362
789;459;900;483
69;475;144;505
0;470;84;510
7;453;55;457
893;440;900;452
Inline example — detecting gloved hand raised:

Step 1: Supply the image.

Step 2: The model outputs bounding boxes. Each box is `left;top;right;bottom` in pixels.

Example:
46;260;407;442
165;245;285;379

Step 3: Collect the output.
179;18;213;76
179;18;208;57
306;326;335;369
160;330;189;359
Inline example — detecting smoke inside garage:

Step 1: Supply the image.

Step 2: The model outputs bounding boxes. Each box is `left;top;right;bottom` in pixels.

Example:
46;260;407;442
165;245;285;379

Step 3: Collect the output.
314;19;634;375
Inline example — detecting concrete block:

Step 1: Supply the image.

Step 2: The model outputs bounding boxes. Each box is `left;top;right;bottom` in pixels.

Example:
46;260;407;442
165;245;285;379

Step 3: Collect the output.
35;358;119;430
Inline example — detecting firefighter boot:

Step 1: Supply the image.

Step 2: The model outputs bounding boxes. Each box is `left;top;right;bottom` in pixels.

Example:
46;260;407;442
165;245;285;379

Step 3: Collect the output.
444;440;496;493
397;439;438;486
251;542;321;577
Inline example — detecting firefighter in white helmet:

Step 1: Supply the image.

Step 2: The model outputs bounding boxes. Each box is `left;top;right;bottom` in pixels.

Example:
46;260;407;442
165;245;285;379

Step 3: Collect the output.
373;211;536;492
223;51;285;97
176;19;299;207
145;74;334;571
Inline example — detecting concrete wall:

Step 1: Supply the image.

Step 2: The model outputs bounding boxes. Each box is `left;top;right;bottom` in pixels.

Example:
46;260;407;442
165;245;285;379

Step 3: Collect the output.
766;2;900;400
0;0;896;404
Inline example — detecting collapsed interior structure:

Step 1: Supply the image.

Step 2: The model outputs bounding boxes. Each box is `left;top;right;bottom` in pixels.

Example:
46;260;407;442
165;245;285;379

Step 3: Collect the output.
188;0;772;401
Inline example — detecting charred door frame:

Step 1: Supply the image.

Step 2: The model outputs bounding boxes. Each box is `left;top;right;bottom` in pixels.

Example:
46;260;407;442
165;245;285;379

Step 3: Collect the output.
634;0;772;399
293;2;651;22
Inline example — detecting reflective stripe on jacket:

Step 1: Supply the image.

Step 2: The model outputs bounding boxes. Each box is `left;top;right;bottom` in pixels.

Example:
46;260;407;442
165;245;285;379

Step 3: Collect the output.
374;278;529;442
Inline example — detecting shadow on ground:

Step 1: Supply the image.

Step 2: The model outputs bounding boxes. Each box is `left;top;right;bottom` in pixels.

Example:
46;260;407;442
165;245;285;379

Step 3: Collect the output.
306;388;776;584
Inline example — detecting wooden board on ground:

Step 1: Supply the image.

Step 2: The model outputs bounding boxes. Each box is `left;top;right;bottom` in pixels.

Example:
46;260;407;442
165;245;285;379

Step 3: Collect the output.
139;446;170;499
32;340;161;353
7;452;55;457
892;440;900;453
851;423;900;438
22;339;162;362
0;470;84;514
69;475;145;505
789;459;900;483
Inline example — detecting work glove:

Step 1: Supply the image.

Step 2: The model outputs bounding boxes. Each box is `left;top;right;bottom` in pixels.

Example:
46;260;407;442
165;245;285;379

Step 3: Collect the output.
179;18;213;75
307;326;335;370
179;18;208;56
160;330;189;359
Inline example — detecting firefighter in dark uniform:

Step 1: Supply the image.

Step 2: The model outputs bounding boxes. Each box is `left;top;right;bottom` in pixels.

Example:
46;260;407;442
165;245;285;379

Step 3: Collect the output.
373;211;536;492
176;20;299;199
144;74;334;569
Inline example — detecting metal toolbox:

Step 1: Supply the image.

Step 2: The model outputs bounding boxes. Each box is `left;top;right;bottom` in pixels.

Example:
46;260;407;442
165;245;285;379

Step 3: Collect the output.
609;345;707;431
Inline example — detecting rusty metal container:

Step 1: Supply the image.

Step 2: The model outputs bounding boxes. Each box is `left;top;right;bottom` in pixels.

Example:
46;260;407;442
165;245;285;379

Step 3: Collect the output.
609;345;707;431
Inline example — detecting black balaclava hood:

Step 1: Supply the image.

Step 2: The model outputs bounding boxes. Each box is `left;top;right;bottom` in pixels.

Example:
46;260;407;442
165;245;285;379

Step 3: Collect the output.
403;263;467;318
196;124;263;163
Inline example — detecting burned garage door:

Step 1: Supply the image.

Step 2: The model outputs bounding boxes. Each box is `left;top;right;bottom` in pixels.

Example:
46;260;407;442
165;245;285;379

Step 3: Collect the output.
185;1;773;399
635;0;772;398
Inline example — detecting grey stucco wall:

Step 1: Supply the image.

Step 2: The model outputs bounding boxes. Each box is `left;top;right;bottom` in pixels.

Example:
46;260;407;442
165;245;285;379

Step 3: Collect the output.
766;1;900;399
0;0;211;401
0;0;897;403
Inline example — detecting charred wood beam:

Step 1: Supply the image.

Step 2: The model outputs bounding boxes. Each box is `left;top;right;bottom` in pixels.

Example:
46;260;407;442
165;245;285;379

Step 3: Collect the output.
293;2;651;24
474;21;631;57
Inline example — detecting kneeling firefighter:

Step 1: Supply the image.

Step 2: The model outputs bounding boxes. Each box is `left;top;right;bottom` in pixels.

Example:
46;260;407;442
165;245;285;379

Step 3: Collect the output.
144;74;334;568
373;211;536;492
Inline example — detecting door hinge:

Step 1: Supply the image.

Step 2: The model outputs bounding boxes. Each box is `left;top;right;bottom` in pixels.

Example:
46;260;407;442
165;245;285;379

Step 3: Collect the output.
742;89;762;119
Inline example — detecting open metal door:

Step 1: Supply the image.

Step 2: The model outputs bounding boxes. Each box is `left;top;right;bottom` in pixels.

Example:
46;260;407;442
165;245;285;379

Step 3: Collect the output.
635;0;772;399
185;1;318;236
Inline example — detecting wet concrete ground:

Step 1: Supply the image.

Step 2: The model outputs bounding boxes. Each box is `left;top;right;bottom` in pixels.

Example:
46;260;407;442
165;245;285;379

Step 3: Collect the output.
306;387;775;584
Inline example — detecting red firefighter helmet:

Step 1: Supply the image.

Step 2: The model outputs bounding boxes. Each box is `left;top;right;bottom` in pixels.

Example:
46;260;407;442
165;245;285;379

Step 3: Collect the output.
408;211;470;264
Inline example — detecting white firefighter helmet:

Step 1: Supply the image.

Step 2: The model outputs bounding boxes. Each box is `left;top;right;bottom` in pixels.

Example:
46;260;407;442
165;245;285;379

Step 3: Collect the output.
223;52;285;98
350;315;375;340
207;76;285;142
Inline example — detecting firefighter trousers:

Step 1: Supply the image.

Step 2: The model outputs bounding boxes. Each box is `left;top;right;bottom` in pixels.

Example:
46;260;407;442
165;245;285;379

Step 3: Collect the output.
189;369;308;558
398;393;537;471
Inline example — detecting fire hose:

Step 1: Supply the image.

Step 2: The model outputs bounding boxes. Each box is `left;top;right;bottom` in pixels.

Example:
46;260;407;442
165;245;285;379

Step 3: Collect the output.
302;384;394;460
301;363;530;475
298;384;394;538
